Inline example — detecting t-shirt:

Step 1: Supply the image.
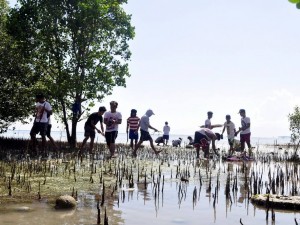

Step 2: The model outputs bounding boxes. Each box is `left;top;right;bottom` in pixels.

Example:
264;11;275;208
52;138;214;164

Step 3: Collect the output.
240;117;250;134
85;112;103;128
223;121;236;139
205;119;211;129
198;128;214;142
163;125;170;135
127;116;140;130
140;115;150;132
172;139;181;146
35;101;51;123
155;136;163;143
104;111;122;132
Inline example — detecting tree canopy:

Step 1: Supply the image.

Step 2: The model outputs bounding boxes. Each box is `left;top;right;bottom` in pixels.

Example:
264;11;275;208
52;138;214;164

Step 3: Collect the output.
288;106;300;154
2;0;134;146
289;0;300;9
0;0;36;133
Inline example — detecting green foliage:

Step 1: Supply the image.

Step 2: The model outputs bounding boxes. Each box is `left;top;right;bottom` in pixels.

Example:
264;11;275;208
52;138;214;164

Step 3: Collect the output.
5;0;134;144
0;0;36;132
288;106;300;142
289;0;300;3
288;0;300;9
288;106;300;153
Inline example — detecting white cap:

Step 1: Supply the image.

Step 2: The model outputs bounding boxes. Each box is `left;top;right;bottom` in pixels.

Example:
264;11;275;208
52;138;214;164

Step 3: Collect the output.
146;109;155;116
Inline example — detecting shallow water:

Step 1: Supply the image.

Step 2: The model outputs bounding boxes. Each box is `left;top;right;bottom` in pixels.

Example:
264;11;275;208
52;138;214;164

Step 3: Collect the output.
1;146;300;225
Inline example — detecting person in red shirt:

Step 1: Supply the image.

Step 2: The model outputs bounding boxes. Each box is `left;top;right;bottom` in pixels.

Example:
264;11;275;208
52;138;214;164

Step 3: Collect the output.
126;109;140;149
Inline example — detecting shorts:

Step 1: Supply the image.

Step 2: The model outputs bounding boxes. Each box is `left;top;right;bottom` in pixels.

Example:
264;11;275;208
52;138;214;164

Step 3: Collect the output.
46;124;52;137
240;133;251;143
163;135;169;140
30;122;48;136
105;131;118;145
129;129;138;140
140;130;152;142
193;131;209;148
84;125;96;139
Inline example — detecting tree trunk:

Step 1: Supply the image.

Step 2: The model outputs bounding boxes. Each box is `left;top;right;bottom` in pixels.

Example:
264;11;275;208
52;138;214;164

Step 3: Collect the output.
294;139;300;156
70;115;78;149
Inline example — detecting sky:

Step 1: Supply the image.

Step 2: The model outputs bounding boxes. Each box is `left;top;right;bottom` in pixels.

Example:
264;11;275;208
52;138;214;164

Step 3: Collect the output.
7;0;300;138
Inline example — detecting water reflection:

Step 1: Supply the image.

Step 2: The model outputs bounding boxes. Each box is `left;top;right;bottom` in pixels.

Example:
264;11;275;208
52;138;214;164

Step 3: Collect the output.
1;145;300;225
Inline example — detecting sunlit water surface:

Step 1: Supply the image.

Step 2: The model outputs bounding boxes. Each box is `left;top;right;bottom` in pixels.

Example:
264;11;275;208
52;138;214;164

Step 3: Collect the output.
1;145;300;225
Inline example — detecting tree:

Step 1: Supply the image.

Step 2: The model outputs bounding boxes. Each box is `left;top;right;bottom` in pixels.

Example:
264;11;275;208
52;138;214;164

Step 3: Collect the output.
8;0;134;147
288;106;300;155
288;0;300;9
0;0;36;133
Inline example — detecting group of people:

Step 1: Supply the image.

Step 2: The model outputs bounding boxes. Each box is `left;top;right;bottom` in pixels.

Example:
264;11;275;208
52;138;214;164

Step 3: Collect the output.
154;122;182;147
192;110;252;158
30;93;251;159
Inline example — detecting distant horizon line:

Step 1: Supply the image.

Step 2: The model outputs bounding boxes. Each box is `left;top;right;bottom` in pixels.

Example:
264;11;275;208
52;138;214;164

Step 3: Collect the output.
2;129;291;139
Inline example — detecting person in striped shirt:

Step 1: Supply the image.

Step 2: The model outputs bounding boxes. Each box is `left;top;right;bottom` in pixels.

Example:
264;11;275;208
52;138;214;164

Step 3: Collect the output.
126;109;140;149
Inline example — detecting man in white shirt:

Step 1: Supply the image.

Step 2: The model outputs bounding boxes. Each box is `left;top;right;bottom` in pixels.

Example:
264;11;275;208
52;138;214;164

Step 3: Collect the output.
30;93;52;156
133;109;161;157
205;111;213;129
236;109;252;155
163;121;170;145
221;115;236;155
104;101;122;158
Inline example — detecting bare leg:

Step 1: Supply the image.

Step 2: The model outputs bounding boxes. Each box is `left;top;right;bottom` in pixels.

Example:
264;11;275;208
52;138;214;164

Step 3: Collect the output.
130;139;134;149
134;139;138;149
150;139;161;155
246;141;252;156
109;143;116;157
47;135;59;151
203;146;209;158
79;136;89;155
89;137;95;154
133;140;143;157
41;135;46;156
30;133;37;155
196;146;200;159
241;141;245;152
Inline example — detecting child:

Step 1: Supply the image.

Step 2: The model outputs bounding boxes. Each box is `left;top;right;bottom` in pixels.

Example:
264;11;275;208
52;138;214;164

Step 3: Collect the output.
126;109;140;149
172;138;182;147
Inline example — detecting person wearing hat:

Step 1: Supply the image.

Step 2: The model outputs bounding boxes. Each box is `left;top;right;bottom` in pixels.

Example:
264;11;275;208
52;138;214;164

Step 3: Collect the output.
104;101;122;158
133;109;162;157
163;121;170;145
221;114;236;155
236;109;252;155
79;106;107;155
193;128;222;159
126;109;140;149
